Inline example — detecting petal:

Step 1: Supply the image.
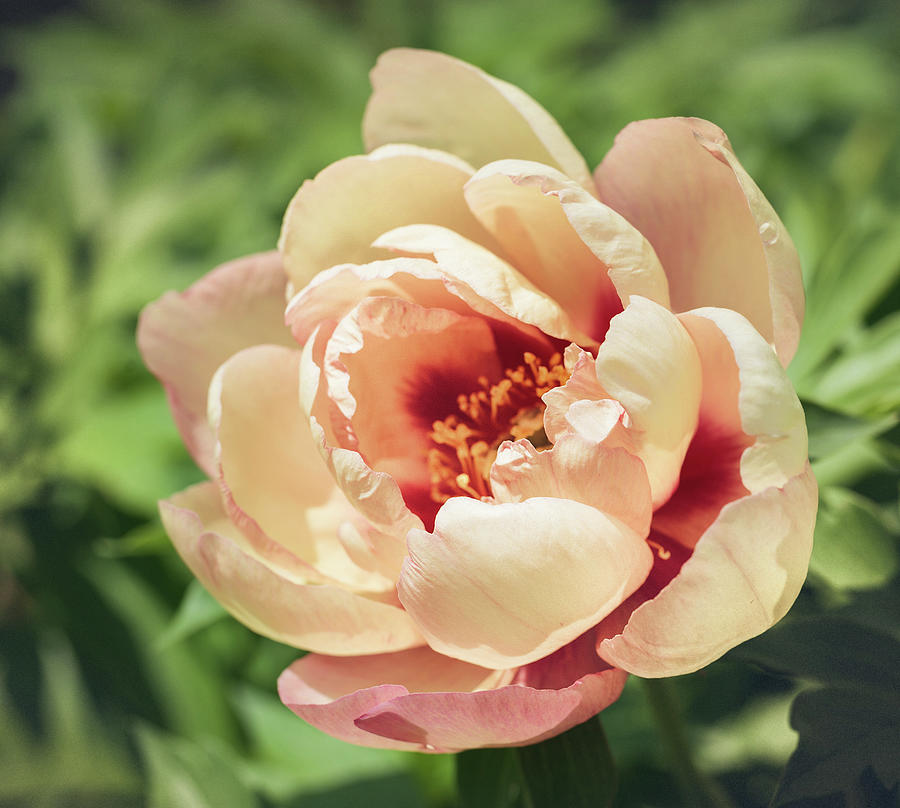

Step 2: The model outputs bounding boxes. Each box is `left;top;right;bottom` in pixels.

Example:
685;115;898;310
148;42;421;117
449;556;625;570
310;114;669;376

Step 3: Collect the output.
137;252;293;476
681;308;808;493
594;297;702;507
490;429;651;537
594;117;803;365
464;160;669;340
598;465;817;677
364;48;594;192
323;297;502;465
159;482;424;655
279;641;626;752
541;345;608;443
210;344;392;591
373;224;592;345
398;496;653;669
278;144;495;294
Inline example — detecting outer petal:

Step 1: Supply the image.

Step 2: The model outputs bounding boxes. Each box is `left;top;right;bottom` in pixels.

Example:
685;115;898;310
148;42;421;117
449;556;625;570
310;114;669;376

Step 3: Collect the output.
598;465;817;677
279;640;625;752
464;160;669;340
137;252;293;476
159;482;424;655
594;117;803;365
398;497;653;669
209;344;391;592
594;297;702;507
363;48;594;192
278;144;495;294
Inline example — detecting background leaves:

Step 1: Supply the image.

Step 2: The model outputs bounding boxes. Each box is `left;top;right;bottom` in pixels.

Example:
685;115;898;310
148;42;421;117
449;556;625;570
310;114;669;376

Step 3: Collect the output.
1;0;898;806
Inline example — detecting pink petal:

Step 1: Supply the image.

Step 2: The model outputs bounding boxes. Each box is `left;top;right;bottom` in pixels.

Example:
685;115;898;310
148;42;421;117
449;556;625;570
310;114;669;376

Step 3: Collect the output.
363;49;594;192
279;640;626;752
398;496;653;669
598;465;817;677
594;117;803;365
278;144;495;294
137;252;293;476
594;297;702;507
159;482;424;655
541;345;608;443
489;431;652;537
464;160;670;340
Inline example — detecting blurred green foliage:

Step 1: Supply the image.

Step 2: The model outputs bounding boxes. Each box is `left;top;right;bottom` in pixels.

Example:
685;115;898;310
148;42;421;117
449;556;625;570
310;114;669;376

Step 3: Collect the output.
1;0;898;806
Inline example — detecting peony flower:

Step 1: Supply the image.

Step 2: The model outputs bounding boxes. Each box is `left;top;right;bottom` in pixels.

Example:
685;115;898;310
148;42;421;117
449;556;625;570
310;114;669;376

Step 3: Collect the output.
138;49;817;753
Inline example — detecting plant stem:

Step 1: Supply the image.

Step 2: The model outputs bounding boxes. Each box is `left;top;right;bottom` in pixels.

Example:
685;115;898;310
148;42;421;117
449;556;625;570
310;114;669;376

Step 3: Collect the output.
641;678;737;808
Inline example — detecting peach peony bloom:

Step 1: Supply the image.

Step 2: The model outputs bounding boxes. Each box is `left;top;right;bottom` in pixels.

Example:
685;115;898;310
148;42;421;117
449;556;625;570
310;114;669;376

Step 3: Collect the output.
138;49;816;753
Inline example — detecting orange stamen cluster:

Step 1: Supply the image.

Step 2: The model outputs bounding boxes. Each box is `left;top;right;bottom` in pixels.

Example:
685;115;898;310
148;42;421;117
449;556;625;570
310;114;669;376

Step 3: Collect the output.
427;352;570;503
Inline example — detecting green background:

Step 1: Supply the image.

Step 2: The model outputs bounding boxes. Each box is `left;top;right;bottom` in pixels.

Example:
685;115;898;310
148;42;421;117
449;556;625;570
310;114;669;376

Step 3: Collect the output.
1;0;898;805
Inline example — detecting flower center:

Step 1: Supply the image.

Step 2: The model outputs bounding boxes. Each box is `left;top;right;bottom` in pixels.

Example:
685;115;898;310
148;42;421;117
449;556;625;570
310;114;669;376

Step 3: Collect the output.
427;351;570;503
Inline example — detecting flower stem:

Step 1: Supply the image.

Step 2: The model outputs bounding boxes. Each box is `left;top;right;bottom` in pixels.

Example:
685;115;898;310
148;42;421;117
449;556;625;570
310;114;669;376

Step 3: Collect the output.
641;678;737;808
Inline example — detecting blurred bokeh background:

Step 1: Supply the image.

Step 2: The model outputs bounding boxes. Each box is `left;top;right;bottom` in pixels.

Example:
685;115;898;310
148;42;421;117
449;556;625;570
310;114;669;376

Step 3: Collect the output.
1;0;898;806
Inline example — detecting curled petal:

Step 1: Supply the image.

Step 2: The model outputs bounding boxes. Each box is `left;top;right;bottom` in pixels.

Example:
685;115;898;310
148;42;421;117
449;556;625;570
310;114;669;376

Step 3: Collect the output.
364;48;594;192
279;643;625;752
594;297;702;507
398;497;653;669
137;252;293;475
594;117;803;364
598;465;817;677
373;224;591;345
464;160;669;340
160;482;424;655
279;144;494;294
490;430;651;537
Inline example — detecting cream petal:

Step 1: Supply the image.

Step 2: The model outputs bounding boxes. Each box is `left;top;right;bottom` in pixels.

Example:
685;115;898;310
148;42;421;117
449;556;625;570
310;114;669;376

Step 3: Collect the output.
373;224;591;345
137;252;293;476
598;465;817;677
490;432;652;537
398;497;653;669
209;344;392;592
594;297;702;507
464;160;670;340
594;117;803;364
363;48;593;192
159;482;424;655
279;641;625;752
278;144;495;294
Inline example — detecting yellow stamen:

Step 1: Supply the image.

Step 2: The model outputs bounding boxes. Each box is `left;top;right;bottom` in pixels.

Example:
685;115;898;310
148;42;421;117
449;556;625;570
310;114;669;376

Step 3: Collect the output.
647;539;672;560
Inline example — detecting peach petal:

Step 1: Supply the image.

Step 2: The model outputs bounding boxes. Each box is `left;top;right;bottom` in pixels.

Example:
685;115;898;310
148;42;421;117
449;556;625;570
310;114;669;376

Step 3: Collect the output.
363;49;593;192
681;308;808;493
323;297;502;465
464;160;669;340
137;252;293;476
594;297;702;507
279;644;626;752
398;497;653;669
160;482;424;655
373;224;591;345
594;118;803;364
541;346;608;443
278;144;495;294
490;431;652;537
598;465;817;677
209;344;392;591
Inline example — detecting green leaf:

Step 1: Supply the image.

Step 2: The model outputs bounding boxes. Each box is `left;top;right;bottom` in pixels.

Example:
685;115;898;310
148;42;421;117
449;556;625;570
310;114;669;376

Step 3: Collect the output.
156;580;228;649
457;718;617;808
808;487;899;592
803;401;897;461
137;724;259;808
774;687;900;807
